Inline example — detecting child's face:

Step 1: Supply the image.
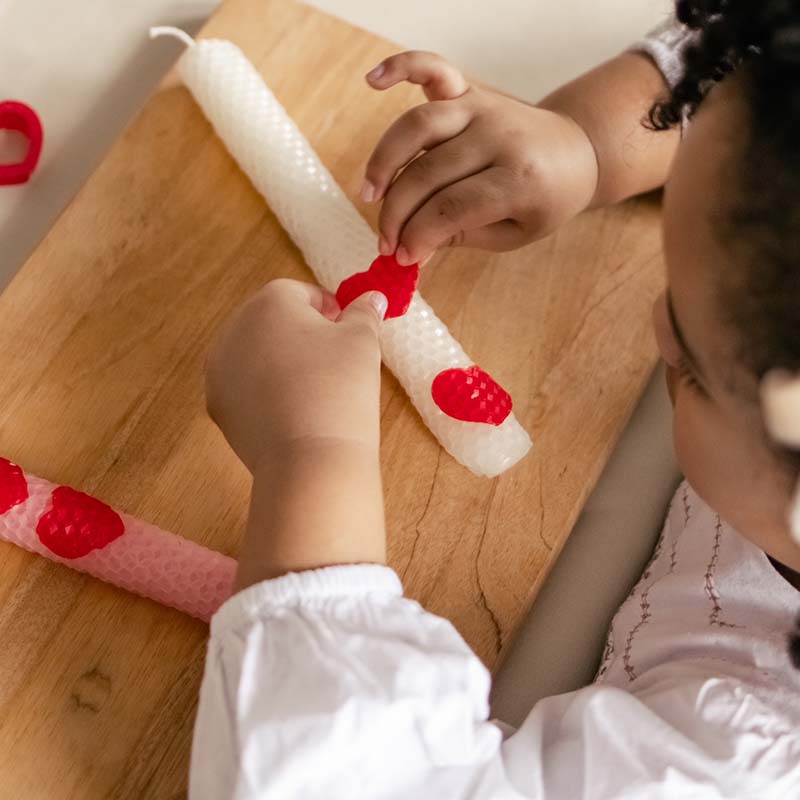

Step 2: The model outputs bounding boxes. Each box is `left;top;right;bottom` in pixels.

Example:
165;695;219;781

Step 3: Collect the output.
655;75;800;571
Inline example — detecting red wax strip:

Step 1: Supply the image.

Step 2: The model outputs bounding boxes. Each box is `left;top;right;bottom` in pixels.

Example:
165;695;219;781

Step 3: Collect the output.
336;253;419;319
36;486;125;559
431;366;513;426
0;457;29;515
0;101;44;185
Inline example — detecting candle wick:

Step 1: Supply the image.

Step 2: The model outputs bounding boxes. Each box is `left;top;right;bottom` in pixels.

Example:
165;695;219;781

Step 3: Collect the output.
149;26;196;49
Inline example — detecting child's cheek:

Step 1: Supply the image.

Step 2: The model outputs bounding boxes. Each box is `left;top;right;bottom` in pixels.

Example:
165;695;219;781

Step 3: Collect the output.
670;393;709;499
671;394;736;525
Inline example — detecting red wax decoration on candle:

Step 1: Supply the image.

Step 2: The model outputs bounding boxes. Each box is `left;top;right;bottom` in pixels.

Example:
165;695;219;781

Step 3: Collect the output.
431;366;513;425
336;253;419;319
36;486;125;559
0;458;29;515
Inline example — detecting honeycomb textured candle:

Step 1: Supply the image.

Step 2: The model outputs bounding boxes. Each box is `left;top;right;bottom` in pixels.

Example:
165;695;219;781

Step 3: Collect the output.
0;458;236;621
155;30;531;477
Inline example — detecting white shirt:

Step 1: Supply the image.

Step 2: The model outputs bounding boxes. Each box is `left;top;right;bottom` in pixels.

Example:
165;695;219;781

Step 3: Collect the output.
189;481;800;799
190;22;800;800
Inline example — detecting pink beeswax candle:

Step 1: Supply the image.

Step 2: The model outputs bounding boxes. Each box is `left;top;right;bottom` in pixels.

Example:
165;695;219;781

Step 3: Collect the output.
0;458;236;621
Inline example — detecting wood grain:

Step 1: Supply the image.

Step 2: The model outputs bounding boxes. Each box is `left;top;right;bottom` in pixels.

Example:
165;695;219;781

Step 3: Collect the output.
0;0;664;795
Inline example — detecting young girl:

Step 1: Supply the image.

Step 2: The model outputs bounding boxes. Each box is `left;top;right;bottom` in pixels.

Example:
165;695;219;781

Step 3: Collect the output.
191;2;800;796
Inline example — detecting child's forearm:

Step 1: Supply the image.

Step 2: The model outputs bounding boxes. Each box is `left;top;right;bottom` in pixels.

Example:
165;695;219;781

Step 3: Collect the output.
539;52;679;208
235;440;386;590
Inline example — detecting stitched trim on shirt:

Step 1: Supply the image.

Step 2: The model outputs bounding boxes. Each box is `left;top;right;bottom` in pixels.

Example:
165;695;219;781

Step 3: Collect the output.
668;535;680;574
682;484;692;528
595;623;615;683
705;515;743;629
620;508;690;683
621;531;667;681
622;591;653;681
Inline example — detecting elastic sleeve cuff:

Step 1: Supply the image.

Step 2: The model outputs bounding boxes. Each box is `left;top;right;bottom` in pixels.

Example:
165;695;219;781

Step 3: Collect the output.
210;564;404;635
630;17;696;89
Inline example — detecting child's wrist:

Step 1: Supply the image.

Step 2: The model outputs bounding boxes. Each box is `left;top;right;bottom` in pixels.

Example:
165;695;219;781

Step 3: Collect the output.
540;106;600;211
236;436;386;590
252;433;379;475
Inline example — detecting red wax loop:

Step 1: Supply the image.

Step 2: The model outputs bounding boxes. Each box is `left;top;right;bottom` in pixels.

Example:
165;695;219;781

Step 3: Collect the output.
0;100;44;186
431;366;513;426
36;486;125;559
0;458;29;515
336;253;419;319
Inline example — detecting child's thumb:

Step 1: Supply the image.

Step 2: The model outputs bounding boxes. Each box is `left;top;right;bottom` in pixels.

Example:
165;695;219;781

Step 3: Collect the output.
338;291;388;333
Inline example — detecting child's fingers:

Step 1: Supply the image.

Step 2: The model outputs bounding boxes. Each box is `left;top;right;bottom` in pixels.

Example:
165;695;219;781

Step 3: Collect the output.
395;168;517;264
366;51;469;101
362;101;472;204
445;219;527;253
260;279;340;321
377;133;490;255
337;291;388;334
318;289;342;321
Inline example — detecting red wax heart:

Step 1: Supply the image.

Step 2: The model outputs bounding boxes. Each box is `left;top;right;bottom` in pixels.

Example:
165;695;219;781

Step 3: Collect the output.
0;457;28;515
431;366;513;425
0;101;44;186
336;253;419;319
36;486;125;559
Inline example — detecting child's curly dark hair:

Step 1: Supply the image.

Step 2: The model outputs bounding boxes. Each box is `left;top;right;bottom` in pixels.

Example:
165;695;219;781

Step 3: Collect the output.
649;1;800;130
647;0;800;668
647;0;800;384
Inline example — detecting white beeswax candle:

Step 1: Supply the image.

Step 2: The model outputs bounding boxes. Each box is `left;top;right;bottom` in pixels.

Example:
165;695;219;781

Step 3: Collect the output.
151;28;532;477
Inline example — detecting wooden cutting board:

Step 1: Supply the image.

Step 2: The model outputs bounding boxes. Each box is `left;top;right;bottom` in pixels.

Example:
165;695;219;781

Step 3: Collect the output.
0;0;664;795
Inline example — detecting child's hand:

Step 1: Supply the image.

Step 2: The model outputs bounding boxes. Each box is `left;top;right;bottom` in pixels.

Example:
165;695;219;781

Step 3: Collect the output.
205;279;387;473
362;51;599;265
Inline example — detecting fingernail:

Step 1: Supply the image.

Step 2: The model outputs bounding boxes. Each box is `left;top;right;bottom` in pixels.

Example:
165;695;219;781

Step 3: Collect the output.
378;235;391;255
360;179;376;203
368;291;388;320
366;62;385;81
396;245;412;266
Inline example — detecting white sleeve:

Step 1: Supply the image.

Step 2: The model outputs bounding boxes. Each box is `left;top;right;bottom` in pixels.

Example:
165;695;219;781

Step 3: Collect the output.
189;564;800;799
188;564;516;800
632;17;697;88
